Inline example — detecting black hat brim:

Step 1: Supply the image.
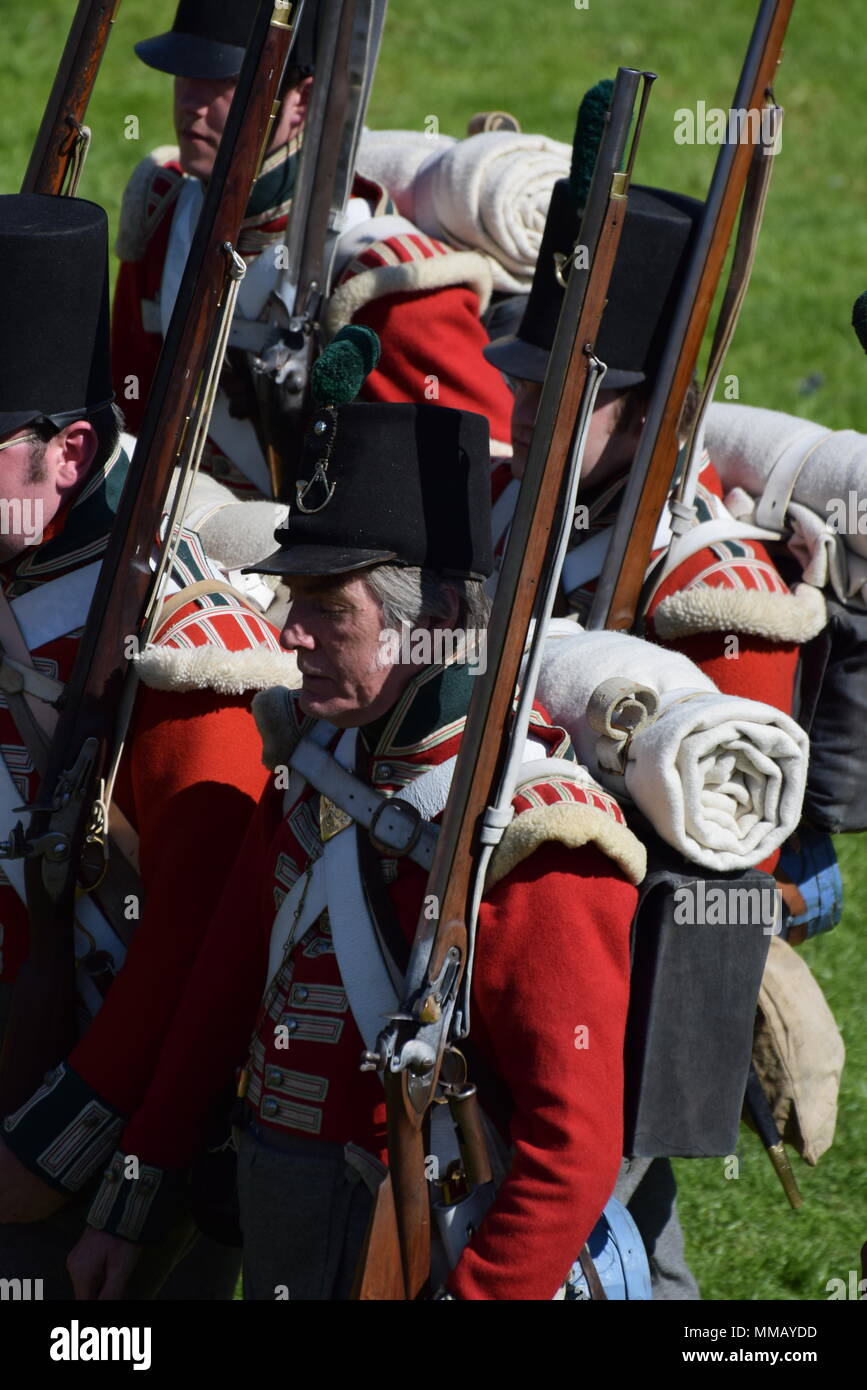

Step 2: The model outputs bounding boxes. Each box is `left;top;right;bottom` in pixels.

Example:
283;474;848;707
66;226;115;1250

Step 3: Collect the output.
484;334;549;383
484;334;645;390
0;409;47;436
135;33;247;79
0;404;103;437
244;544;400;579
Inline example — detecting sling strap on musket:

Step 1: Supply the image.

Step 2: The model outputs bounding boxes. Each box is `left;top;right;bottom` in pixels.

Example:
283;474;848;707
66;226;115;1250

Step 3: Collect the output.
22;0;122;198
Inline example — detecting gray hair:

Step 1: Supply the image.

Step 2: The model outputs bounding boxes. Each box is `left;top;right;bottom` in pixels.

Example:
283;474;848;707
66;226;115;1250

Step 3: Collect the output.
362;565;491;633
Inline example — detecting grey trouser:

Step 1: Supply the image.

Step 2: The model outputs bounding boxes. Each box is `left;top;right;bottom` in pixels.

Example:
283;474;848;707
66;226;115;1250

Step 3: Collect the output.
236;1123;374;1301
614;1156;700;1301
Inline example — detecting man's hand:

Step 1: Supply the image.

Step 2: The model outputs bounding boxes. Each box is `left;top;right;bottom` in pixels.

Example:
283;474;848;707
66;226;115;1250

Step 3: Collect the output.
67;1227;142;1300
0;1136;68;1222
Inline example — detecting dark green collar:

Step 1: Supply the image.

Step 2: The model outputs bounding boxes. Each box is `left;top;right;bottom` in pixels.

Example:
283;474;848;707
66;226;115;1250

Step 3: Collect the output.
361;657;476;759
244;134;302;222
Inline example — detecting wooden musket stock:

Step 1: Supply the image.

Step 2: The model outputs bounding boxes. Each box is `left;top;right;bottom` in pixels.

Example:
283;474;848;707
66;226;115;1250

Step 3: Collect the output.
22;0;121;196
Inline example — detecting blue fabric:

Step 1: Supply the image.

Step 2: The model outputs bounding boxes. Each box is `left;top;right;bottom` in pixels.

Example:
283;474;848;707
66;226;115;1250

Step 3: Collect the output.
779;828;843;938
563;1197;652;1300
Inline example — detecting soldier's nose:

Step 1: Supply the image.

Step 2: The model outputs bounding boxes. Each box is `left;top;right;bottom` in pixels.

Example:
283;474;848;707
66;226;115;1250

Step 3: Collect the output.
280;611;317;651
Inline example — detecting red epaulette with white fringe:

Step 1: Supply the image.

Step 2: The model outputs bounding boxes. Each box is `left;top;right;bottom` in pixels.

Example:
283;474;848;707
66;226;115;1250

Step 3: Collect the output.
135;526;299;696
647;458;827;644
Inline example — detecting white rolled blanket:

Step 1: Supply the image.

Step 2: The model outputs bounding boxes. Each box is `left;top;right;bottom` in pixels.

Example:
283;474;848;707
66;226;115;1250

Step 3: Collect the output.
705;401;867;609
357;127;570;293
536;621;808;871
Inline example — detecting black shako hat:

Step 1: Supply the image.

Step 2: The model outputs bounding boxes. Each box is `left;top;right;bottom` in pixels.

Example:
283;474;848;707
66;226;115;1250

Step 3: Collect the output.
486;181;703;388
0;194;113;437
135;0;318;80
250;402;494;579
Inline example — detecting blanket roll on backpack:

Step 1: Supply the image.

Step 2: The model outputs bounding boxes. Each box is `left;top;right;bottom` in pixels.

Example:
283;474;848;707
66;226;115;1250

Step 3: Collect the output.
705;401;867;609
706;403;867;830
357;128;570;293
537;624;808;871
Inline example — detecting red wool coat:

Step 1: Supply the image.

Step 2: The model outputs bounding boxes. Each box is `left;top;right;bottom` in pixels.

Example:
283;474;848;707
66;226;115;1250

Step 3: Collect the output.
0;453;296;1117
17;662;642;1301
111;152;514;489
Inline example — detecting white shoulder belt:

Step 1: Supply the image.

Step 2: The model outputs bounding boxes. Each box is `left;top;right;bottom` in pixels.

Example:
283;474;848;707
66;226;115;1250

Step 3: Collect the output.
0;564;122;1018
268;724;556;1051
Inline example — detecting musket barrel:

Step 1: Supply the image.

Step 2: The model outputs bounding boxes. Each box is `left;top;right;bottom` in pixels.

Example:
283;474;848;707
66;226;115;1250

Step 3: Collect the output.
587;0;795;632
401;68;643;1007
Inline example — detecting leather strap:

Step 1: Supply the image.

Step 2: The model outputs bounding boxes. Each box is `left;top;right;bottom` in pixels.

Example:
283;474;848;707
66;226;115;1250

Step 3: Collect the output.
578;1243;608;1300
0;654;64;705
9;561;101;651
150;578;266;642
754;423;831;531
160;178;272;496
288;733;441;871
562;507;675;598
324;824;403;1049
490;477;520;554
0;591;59;747
561;528;613;595
649;516;781;595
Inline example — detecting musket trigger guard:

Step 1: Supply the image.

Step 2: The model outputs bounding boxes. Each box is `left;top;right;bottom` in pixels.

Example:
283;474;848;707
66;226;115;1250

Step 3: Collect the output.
437;1045;468;1097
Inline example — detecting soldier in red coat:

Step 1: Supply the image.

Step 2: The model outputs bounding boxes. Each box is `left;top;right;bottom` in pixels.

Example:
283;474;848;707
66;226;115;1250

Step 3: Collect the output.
485;175;823;718
484;146;827;1299
24;397;646;1301
112;0;515;497
0;193;297;1297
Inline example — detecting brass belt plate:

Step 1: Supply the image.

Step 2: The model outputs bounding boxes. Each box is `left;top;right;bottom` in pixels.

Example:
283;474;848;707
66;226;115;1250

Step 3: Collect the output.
319;795;352;843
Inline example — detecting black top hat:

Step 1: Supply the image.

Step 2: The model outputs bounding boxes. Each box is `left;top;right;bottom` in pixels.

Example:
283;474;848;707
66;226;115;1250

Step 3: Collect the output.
0;195;112;438
489;179;705;389
136;0;318;80
486;180;702;388
250;402;494;579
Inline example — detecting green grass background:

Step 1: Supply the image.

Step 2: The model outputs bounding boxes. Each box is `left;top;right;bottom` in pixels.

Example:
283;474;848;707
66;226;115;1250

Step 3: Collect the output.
2;0;866;1300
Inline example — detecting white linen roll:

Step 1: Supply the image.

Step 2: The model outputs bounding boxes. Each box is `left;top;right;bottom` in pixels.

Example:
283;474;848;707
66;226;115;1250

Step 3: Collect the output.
537;622;808;870
357;127;570;292
706;401;867;607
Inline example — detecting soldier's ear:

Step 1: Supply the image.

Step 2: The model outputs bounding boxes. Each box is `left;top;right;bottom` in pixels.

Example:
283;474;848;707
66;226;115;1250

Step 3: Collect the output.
294;75;313;127
54;421;97;488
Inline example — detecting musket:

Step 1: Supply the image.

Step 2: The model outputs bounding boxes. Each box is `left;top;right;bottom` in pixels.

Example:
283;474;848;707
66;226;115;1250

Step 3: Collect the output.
357;67;655;1299
587;0;795;634
22;0;122;197
0;0;303;1113
248;0;388;498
